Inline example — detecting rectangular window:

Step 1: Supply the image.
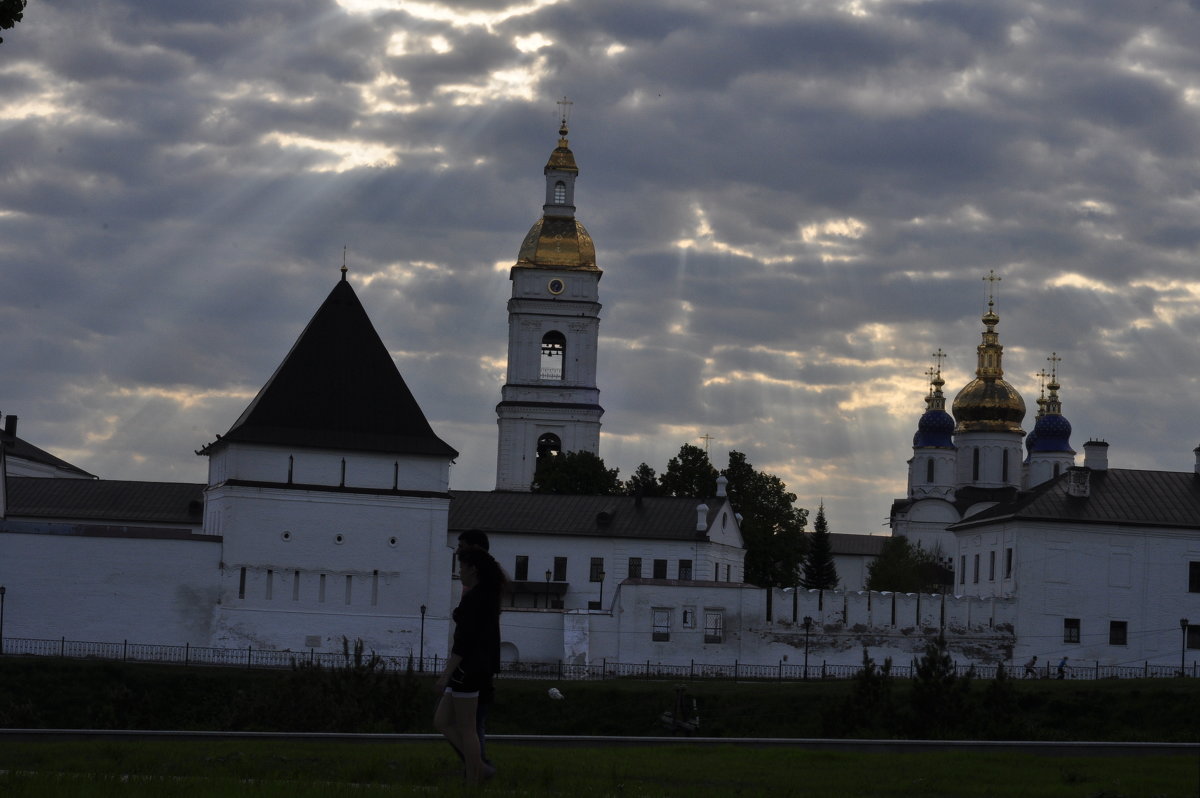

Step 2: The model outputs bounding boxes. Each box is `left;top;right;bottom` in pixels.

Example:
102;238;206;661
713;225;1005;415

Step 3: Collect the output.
553;557;567;582
972;554;980;584
345;574;353;605
319;573;327;603
704;610;724;644
1109;620;1127;646
587;600;601;611
959;556;966;585
1189;562;1200;593
292;570;300;602
371;570;379;607
1064;618;1080;644
682;607;696;628
266;569;274;600
653;559;668;579
652;609;671;642
1188;625;1200;650
589;557;604;582
514;555;529;581
628;557;642;579
238;567;247;600
1005;548;1013;579
988;551;995;581
678;560;693;581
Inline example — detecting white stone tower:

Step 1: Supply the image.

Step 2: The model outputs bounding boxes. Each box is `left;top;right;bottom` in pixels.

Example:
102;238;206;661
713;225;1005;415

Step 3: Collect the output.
495;106;604;491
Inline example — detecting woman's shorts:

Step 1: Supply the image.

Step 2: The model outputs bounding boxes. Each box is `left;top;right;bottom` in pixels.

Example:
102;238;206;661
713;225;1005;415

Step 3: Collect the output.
445;665;488;697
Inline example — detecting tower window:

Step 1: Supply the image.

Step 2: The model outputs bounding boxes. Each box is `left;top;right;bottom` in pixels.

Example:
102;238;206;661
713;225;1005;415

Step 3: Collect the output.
926;459;934;483
1002;450;1009;482
1053;463;1061;477
554;181;566;204
972;448;980;481
537;432;562;460
540;330;566;380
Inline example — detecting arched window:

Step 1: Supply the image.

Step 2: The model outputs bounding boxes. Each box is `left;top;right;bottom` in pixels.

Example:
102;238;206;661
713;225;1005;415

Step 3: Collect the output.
926;459;935;483
1002;449;1009;482
554;181;566;204
537;433;561;460
540;330;566;380
972;448;980;481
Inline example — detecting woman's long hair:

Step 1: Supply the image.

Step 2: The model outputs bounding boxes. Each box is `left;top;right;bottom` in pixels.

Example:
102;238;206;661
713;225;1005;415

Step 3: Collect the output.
457;546;509;600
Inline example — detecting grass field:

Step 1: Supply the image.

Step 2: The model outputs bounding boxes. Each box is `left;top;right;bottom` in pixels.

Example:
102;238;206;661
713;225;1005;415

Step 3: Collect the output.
0;740;1197;797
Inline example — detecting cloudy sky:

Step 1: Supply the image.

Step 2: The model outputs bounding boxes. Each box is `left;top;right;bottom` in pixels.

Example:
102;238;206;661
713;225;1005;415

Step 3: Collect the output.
5;0;1200;536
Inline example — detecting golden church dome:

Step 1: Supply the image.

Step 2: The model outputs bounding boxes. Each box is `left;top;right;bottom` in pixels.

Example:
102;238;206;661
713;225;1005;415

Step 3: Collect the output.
951;287;1026;433
953;377;1026;432
516;217;598;270
513;109;598;271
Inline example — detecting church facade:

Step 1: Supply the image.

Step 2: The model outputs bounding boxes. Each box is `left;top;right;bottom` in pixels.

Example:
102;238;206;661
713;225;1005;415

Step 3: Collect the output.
890;287;1200;669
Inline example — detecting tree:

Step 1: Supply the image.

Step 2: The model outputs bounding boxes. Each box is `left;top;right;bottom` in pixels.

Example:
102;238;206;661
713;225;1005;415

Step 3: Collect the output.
866;536;952;593
1;0;26;44
531;450;621;495
658;443;718;498
722;450;808;587
909;631;973;738
801;502;838;589
623;462;664;497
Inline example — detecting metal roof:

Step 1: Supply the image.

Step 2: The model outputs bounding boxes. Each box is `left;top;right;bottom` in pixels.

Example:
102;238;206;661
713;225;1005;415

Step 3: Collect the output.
202;278;457;459
0;426;94;478
829;533;887;557
448;491;730;541
4;476;204;525
952;468;1200;531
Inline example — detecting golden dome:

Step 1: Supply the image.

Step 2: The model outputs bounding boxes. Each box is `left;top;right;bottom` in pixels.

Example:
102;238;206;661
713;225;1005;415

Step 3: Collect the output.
951;288;1026;433
516;216;598;270
953;377;1026;432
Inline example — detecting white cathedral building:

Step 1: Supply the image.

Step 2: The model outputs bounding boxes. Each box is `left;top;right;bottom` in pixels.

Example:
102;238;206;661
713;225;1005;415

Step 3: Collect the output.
2;121;1196;672
891;294;1200;670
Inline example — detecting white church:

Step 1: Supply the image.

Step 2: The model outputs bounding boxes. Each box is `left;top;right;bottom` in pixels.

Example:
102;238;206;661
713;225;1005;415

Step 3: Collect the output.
1;120;1195;673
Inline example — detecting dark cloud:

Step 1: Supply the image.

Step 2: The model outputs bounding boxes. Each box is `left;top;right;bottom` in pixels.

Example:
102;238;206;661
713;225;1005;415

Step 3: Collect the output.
5;0;1200;534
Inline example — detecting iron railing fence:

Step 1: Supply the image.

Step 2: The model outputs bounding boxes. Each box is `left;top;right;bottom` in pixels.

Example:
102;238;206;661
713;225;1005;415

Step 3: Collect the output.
0;635;1196;681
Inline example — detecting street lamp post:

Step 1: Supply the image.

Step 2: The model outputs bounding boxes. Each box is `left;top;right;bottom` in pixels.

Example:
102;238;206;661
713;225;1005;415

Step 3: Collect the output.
1181;618;1189;676
419;604;426;671
803;616;813;680
545;569;552;610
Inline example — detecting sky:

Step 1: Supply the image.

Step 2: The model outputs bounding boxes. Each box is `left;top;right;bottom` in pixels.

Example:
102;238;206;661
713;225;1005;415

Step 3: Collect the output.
5;0;1200;536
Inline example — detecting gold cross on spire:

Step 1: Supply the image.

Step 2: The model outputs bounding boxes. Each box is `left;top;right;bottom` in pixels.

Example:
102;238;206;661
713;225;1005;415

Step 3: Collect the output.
557;96;573;128
1035;368;1049;396
925;366;937;396
1047;351;1061;381
931;347;947;376
983;269;1001;309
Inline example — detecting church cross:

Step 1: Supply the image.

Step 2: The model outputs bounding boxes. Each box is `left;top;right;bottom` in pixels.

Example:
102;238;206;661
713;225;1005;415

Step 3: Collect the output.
1035;368;1049;396
340;245;348;280
983;269;1001;308
557;96;573;128
931;347;947;376
699;433;713;456
1047;351;1061;380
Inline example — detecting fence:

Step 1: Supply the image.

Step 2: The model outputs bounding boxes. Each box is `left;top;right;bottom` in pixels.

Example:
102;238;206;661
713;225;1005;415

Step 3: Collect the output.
1;635;1196;681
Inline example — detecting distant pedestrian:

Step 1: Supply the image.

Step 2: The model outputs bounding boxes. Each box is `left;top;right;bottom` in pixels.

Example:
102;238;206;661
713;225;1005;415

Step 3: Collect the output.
1057;656;1069;680
454;529;498;771
1024;656;1038;678
434;545;505;785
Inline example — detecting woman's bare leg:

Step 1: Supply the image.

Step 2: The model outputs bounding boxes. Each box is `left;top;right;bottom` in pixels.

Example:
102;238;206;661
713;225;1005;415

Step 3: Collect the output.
435;693;483;783
453;695;483;783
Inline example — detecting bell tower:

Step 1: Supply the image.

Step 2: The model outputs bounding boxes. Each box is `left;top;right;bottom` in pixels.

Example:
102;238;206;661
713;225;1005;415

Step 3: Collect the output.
495;102;604;491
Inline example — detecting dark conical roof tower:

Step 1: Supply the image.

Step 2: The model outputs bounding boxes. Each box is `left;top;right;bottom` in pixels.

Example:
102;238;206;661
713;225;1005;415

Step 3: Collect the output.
206;274;457;458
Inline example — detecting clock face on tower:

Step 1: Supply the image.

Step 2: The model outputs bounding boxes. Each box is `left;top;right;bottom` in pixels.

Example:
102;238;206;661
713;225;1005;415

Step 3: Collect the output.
548;278;565;295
